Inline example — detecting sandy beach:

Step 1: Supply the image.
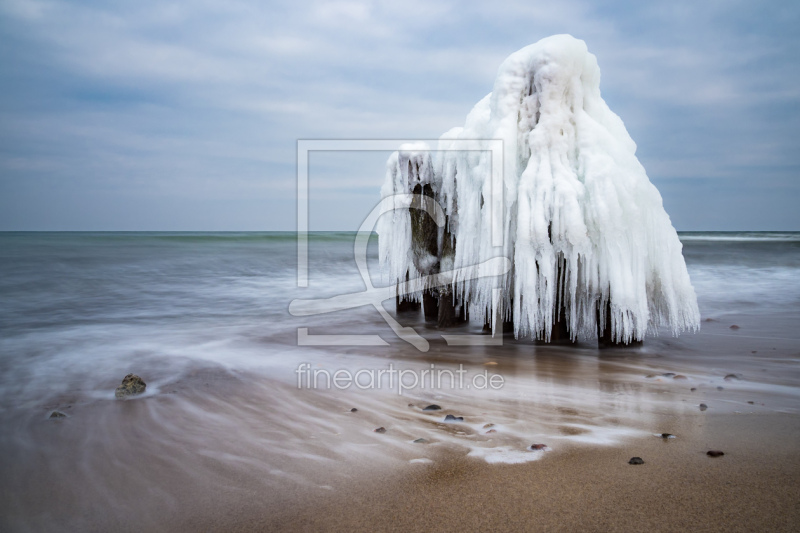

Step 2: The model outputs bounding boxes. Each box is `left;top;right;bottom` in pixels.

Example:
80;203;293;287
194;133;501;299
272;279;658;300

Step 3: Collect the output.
2;334;799;532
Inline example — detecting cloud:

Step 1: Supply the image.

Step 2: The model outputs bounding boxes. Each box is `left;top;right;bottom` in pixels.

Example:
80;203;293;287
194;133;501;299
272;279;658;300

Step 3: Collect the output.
0;0;798;230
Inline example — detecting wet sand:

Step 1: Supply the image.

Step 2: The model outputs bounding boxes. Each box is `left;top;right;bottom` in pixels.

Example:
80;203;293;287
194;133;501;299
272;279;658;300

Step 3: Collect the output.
2;330;799;532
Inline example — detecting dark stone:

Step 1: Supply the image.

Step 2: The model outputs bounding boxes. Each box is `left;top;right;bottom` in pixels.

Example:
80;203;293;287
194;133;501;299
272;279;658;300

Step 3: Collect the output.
423;404;441;411
646;374;657;378
413;438;428;444
662;373;676;378
747;401;755;405
699;403;708;411
707;450;725;457
660;433;673;439
374;427;386;433
115;373;146;399
438;286;457;329
690;388;697;392
396;295;421;313
49;411;66;419
724;374;742;381
704;318;715;322
444;414;464;422
422;290;439;321
350;408;358;412
530;444;547;451
729;325;740;330
628;457;644;465
717;386;724;391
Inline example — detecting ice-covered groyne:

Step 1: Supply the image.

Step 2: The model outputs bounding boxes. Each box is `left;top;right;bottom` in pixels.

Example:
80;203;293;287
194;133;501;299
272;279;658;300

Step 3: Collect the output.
377;35;700;345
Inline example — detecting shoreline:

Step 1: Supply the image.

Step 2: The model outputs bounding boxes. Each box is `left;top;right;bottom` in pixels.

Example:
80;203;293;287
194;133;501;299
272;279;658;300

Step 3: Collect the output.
2;354;799;532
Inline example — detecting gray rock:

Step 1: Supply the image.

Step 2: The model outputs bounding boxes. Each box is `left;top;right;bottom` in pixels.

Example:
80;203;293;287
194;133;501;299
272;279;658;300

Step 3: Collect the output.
699;403;708;411
115;374;146;398
444;414;464;422
423;404;442;411
707;450;725;457
49;411;66;419
628;457;644;465
413;438;428;444
374;427;386;433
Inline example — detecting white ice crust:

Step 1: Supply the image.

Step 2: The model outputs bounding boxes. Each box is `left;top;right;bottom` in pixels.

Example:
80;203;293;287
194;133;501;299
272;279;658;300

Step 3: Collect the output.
377;35;700;343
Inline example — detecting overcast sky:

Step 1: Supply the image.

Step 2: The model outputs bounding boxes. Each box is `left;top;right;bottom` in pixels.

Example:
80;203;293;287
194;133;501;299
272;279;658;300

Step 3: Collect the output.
1;0;798;231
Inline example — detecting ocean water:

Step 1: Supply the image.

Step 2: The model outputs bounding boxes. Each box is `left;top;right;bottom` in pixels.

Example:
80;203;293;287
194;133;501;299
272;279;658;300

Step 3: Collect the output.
1;231;799;402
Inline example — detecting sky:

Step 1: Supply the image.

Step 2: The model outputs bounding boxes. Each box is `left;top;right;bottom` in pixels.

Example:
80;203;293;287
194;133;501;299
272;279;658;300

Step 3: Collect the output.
0;0;798;231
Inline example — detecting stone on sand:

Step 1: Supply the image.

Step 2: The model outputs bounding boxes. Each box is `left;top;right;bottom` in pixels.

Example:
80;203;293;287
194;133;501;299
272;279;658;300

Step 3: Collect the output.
114;374;146;399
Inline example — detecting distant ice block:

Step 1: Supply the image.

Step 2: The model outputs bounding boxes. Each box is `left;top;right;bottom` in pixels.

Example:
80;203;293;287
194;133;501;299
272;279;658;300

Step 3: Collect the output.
377;34;700;344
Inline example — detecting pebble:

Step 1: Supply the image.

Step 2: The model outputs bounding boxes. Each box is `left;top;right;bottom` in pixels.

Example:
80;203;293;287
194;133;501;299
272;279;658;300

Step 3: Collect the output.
374;427;386;433
662;373;676;378
49;411;66;419
423;405;442;411
729;325;740;330
485;429;497;434
690;388;697;392
413;438;428;444
530;444;547;451
483;423;495;429
717;386;724;391
628;457;644;465
707;450;725;457
660;433;674;439
114;373;147;399
350;408;358;412
747;401;754;405
444;414;464;422
699;403;708;411
724;374;742;381
673;375;688;380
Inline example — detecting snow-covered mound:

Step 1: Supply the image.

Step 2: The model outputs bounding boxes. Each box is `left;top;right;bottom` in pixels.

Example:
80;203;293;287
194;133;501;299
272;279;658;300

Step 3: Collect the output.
377;34;699;343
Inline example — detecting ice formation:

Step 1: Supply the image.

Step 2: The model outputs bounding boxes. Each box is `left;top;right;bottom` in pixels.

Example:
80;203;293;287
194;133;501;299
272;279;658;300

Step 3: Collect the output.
377;34;700;343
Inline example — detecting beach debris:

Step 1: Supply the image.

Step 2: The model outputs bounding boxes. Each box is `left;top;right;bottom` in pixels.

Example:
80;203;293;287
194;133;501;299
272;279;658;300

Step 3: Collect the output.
114;374;146;399
483;423;495;429
628;457;645;465
729;325;740;330
699;403;708;411
724;374;743;381
690;388;697;392
374;427;387;433
350;408;358;412
707;450;725;457
423;404;442;411
673;375;688;380
49;411;66;419
530;444;548;451
413;438;428;444
444;414;464;422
